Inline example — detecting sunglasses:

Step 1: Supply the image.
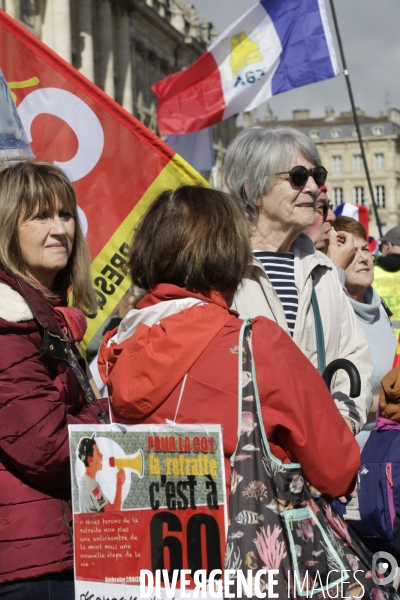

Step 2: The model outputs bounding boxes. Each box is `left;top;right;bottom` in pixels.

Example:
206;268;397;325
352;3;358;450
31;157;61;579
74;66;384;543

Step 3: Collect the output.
275;165;328;188
315;202;334;217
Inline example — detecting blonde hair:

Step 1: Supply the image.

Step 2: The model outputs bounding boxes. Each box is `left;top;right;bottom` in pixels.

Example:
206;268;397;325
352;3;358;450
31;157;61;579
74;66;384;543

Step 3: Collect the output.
0;161;97;313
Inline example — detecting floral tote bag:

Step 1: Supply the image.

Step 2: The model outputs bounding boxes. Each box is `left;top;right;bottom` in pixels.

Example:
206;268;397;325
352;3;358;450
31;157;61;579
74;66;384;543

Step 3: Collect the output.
225;320;399;599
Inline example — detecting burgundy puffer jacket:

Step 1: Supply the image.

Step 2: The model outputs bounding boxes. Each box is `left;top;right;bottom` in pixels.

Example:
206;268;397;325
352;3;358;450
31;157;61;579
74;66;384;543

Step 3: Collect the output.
0;268;108;584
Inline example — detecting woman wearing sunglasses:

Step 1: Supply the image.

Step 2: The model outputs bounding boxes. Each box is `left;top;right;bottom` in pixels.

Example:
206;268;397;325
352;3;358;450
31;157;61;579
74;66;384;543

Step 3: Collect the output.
224;125;373;438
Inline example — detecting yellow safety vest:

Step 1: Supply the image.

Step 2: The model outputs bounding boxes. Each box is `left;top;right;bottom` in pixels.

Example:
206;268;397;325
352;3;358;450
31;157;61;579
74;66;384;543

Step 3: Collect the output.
373;264;400;338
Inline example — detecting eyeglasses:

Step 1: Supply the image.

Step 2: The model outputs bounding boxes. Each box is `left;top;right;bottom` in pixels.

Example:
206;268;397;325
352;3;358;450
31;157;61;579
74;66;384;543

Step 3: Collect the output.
275;165;328;188
315;202;334;217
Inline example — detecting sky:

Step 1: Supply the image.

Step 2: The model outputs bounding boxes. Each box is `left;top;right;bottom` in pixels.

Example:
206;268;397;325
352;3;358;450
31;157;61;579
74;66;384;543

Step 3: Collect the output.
190;0;400;121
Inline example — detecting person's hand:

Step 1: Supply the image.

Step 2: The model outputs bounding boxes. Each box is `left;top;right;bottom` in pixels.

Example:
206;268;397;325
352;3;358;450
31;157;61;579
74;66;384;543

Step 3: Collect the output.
337;490;358;504
327;229;355;270
116;468;126;487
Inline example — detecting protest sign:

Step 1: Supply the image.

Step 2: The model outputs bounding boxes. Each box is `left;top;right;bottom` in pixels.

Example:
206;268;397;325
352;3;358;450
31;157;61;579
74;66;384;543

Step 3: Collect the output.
69;424;227;599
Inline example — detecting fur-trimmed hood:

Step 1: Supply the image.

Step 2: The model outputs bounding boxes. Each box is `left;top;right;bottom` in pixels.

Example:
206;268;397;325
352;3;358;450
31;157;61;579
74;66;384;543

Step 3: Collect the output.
0;267;64;337
0;282;34;322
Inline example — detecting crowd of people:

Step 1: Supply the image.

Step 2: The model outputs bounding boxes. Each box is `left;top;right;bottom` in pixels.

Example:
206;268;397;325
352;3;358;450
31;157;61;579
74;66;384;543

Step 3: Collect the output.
1;126;400;599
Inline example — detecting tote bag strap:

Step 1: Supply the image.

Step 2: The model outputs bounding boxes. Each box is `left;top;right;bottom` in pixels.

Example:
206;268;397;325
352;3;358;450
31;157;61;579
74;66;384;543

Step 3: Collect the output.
311;275;326;375
236;318;301;468
236;319;251;435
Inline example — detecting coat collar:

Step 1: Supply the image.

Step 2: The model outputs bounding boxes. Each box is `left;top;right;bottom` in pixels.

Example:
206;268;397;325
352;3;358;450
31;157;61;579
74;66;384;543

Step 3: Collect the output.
0;266;63;335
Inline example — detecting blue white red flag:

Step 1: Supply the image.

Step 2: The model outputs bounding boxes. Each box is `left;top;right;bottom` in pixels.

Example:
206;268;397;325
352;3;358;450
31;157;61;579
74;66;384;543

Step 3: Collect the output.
368;236;378;255
152;0;339;134
334;202;369;237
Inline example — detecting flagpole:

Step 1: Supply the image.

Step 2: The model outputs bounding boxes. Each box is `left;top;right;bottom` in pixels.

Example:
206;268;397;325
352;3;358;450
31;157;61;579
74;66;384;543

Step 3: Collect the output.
328;0;383;238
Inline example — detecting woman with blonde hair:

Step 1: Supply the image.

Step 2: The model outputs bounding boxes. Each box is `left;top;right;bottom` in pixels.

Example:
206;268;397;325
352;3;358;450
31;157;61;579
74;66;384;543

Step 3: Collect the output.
0;161;108;599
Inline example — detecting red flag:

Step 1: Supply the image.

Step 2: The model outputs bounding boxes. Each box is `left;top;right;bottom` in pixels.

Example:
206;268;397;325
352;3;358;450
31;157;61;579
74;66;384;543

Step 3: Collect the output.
393;334;400;368
0;11;206;348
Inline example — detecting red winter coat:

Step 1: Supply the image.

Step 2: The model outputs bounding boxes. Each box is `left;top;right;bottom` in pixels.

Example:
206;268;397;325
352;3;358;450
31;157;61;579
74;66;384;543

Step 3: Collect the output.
0;268;108;584
100;284;360;503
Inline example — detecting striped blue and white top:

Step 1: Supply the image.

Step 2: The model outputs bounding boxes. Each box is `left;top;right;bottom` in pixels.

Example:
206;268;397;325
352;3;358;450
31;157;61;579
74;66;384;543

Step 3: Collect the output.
253;251;298;337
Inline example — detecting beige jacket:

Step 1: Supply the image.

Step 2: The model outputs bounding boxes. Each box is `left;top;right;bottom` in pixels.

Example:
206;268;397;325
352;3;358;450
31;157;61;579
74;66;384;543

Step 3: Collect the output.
233;233;373;432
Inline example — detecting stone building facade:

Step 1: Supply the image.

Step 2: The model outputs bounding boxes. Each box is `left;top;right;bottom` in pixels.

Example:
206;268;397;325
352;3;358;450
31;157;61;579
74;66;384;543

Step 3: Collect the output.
1;0;236;186
255;108;400;237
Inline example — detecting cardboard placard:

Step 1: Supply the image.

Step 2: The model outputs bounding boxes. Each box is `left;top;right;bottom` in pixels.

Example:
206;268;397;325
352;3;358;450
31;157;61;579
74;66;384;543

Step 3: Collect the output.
69;424;227;599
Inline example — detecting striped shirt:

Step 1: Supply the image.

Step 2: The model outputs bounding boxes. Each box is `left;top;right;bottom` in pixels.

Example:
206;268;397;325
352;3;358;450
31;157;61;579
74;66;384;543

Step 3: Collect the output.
253;251;298;337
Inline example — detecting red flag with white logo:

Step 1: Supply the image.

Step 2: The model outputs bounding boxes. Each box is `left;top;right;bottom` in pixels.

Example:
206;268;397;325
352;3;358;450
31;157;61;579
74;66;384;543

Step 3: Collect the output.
0;11;205;347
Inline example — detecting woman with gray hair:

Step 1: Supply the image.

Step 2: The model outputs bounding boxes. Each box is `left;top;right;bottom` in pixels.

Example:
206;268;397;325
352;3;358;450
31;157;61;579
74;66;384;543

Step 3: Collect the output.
224;125;373;437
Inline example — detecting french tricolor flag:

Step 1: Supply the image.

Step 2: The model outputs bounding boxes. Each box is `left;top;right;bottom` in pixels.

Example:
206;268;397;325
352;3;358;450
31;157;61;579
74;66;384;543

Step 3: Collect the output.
334;202;369;236
152;0;339;134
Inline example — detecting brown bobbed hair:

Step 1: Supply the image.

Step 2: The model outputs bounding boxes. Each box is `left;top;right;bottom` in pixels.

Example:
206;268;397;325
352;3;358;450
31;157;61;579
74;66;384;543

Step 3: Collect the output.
333;216;367;242
128;185;252;294
0;161;97;313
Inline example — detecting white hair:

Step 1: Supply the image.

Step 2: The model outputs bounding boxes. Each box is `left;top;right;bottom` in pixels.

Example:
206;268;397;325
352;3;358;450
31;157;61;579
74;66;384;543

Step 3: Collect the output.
223;125;322;223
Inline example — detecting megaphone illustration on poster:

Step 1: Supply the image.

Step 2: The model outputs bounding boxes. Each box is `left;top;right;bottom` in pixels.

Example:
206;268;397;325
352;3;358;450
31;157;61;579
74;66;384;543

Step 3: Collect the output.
109;449;144;478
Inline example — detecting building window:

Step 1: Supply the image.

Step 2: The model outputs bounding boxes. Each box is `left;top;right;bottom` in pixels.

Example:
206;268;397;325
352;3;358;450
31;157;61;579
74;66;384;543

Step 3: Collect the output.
374;153;384;171
352;127;364;137
354;186;364;205
332;155;342;173
372;125;384;136
375;185;385;208
330;128;341;138
333;187;343;206
309;129;320;140
353;155;363;172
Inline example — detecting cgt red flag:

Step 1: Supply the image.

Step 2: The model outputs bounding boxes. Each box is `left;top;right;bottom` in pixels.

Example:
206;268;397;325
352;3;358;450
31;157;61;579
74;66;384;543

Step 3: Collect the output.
0;10;206;348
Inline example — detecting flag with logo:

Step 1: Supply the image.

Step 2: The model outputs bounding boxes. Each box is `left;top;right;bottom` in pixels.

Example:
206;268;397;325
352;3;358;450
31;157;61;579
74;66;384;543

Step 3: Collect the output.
0;11;206;349
152;0;339;134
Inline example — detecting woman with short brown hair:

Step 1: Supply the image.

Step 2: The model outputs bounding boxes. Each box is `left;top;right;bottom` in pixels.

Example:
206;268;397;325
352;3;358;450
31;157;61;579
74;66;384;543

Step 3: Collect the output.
100;185;359;504
127;185;251;298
